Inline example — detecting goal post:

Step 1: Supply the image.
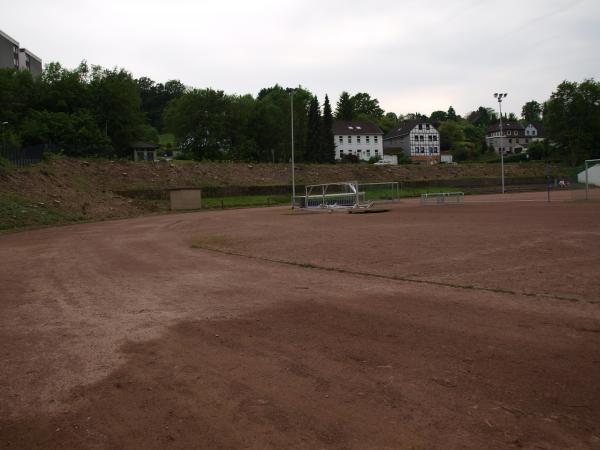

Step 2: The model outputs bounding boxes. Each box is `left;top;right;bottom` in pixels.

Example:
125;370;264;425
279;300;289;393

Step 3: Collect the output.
301;181;371;209
420;192;464;205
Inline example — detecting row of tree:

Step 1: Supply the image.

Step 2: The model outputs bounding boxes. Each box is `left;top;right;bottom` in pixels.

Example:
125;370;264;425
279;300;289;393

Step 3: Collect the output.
1;59;598;164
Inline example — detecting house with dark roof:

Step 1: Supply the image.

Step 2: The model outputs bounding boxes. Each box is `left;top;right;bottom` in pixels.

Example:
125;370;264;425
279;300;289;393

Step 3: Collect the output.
485;122;528;155
383;121;440;164
333;120;384;161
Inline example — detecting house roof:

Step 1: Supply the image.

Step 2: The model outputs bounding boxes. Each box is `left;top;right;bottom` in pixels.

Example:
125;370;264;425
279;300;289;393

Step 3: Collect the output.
130;141;160;149
332;120;383;136
383;121;436;140
486;122;524;133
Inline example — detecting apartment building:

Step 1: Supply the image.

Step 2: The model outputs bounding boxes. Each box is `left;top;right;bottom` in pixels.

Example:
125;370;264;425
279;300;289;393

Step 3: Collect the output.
0;29;42;77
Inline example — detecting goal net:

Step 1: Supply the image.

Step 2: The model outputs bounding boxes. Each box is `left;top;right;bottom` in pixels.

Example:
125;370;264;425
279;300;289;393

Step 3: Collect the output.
300;181;371;209
420;192;464;205
357;182;400;203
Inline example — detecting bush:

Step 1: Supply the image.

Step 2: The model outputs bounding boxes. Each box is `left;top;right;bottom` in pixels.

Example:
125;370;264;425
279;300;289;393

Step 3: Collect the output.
340;154;360;164
368;155;382;164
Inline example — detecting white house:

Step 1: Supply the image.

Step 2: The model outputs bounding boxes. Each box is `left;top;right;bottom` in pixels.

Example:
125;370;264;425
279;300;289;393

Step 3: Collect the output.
485;122;527;155
524;123;545;142
332;120;384;162
383;121;440;164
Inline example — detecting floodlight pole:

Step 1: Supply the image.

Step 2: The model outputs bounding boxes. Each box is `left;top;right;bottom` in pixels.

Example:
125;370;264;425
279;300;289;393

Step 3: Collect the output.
494;93;507;194
290;91;296;208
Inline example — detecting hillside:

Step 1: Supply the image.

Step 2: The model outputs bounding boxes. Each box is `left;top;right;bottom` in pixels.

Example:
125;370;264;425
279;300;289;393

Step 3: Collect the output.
0;158;565;232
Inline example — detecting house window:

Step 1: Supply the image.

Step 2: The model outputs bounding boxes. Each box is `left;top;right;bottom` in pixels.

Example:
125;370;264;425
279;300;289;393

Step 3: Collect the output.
420;135;424;141
357;136;361;144
433;135;438;141
338;136;343;144
339;149;344;156
347;136;352;144
429;147;433;154
375;149;379;154
418;124;423;130
366;149;371;156
428;135;432;141
374;136;378;143
508;139;512;143
366;136;370;144
426;124;430;130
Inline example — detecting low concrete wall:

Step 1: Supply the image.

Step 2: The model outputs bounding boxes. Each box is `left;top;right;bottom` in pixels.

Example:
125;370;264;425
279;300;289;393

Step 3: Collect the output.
170;189;202;210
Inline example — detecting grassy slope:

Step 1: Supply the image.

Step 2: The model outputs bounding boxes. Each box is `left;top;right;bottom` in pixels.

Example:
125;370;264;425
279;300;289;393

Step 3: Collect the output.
0;157;570;233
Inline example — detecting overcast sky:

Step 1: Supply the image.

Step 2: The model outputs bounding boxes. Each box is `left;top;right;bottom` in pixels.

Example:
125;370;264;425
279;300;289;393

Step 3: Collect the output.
4;0;600;116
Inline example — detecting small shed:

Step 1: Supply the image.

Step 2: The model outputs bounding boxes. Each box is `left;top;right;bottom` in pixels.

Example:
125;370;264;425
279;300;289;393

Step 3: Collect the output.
131;142;160;161
440;152;453;164
170;188;202;211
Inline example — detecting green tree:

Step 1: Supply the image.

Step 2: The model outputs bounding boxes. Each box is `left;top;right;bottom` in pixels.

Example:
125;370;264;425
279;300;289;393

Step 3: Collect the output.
321;95;336;163
438;121;464;150
521;100;542;123
447;106;457;121
335;91;354;120
429;110;448;123
466;107;497;127
543;79;600;164
89;66;146;155
306;96;322;162
164;88;232;160
351;92;384;119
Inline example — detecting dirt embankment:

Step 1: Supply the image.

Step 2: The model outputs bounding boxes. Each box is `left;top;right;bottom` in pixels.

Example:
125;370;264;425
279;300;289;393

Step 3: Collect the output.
0;158;562;231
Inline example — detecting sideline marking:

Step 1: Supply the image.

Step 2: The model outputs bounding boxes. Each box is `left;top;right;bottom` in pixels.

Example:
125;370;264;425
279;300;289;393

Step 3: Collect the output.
190;245;594;305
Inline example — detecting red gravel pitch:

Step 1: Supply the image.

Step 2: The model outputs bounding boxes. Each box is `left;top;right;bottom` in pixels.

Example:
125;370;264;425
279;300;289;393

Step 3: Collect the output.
1;192;599;449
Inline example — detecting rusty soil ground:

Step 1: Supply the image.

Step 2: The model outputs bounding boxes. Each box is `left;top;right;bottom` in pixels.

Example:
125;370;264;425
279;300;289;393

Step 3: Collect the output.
1;191;599;449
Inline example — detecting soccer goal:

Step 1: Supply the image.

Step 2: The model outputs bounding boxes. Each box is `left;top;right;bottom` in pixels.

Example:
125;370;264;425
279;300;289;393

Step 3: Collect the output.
357;182;401;203
300;181;372;209
577;159;600;200
420;192;464;205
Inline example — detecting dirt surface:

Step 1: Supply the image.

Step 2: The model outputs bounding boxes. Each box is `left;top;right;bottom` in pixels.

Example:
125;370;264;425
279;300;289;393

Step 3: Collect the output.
1;192;599;449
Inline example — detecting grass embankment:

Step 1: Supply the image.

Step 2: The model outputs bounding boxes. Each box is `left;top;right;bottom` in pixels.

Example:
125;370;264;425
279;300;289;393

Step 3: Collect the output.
0;192;79;233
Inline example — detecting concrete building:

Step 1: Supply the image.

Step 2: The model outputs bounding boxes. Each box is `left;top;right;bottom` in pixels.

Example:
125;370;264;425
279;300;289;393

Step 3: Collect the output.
0;29;20;70
486;122;529;155
18;48;42;77
383;121;440;164
0;29;42;76
333;120;384;162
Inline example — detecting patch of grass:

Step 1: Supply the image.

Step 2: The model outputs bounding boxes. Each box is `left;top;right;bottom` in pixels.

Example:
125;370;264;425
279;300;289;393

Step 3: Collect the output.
0;192;78;232
202;194;290;209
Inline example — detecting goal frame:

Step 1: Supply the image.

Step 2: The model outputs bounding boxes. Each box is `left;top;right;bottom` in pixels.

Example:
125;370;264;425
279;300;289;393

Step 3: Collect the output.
302;181;369;210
